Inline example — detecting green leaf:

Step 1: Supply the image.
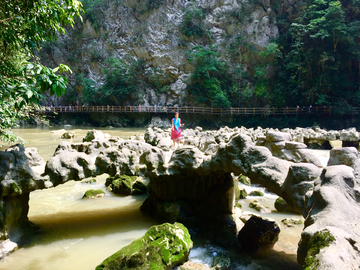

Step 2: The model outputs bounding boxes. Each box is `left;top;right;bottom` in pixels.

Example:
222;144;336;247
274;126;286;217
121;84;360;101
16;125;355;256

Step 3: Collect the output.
26;89;33;99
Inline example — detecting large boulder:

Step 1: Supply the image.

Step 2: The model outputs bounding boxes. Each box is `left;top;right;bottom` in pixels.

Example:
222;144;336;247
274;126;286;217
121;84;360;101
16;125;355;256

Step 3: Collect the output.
96;222;193;270
168;146;205;174
327;147;359;167
0;144;50;197
327;147;360;179
298;165;360;269
281;163;322;216
45;142;96;186
237;216;280;252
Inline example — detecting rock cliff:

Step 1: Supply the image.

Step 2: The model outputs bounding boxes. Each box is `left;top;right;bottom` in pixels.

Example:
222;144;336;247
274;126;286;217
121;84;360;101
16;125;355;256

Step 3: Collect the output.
40;0;279;106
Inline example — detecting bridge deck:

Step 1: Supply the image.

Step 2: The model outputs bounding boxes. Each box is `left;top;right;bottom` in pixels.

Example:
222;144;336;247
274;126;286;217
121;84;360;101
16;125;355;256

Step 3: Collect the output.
40;105;339;115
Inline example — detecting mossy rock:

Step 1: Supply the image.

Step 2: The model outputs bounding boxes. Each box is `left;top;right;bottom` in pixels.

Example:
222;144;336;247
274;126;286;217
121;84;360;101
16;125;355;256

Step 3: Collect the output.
274;197;297;213
81;178;97;184
131;180;148;195
249;190;264;197
61;132;74;139
281;218;303;227
106;175;137;195
249;200;270;213
9;182;21;196
82;189;105;199
239;188;247;199
96;222;193;270
238;175;251;186
304;229;335;270
236;203;242;209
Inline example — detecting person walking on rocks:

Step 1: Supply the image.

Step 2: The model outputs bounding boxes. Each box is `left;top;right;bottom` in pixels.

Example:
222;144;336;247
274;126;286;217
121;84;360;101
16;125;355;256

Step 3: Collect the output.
171;112;184;148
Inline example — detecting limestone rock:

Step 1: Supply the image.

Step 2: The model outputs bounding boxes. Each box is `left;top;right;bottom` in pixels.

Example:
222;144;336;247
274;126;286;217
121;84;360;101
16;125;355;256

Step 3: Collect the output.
105;175;147;195
168;146;205;174
266;131;291;142
281;163;322;216
281;218;303;227
327;147;359;167
0;144;49;197
82;189;105;199
238;175;251;186
24;147;45;167
45;143;96;186
60;132;74;139
248;190;264;197
248;200;271;213
180;261;210;270
274;197;297;213
237;215;280;252
298;165;360;269
96;223;193;270
83;129;110;142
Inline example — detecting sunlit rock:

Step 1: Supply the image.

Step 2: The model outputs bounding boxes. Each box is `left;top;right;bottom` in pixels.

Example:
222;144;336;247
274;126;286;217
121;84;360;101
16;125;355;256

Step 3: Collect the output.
96;222;193;270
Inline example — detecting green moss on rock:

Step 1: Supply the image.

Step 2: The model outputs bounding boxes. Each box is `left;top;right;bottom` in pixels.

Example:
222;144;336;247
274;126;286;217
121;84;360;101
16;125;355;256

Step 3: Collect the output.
105;175;148;195
81;178;97;184
96;222;193;270
238;175;251;186
274;196;297;213
82;189;105;199
304;229;335;270
239;188;247;199
131;180;147;195
106;175;137;195
249;190;264;196
9;182;21;195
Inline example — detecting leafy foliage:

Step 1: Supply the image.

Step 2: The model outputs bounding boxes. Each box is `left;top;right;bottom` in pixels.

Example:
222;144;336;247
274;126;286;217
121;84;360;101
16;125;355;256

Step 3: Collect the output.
81;0;109;31
180;5;209;39
0;0;82;143
186;46;231;108
81;57;146;105
272;0;360;110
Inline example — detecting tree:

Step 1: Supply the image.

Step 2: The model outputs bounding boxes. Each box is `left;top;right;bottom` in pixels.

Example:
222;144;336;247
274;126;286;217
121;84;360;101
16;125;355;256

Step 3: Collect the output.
187;46;231;108
0;0;82;144
273;0;360;109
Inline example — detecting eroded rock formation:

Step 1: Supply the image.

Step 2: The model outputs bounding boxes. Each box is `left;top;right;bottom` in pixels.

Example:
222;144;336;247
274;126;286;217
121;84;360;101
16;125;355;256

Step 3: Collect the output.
1;127;360;269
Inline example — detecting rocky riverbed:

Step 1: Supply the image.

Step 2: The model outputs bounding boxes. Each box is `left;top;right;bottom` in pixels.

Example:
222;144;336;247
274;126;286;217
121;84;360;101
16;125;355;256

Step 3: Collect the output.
1;126;360;269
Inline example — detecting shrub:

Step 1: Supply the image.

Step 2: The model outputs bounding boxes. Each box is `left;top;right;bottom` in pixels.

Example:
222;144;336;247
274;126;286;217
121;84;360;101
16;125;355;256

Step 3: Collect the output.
180;5;209;39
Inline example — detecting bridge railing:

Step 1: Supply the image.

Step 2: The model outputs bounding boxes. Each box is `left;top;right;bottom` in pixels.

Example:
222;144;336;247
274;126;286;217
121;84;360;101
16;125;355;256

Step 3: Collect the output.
39;105;333;115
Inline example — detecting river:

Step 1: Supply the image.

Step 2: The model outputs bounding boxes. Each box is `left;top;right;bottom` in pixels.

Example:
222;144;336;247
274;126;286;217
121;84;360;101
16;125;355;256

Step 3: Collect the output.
0;127;329;269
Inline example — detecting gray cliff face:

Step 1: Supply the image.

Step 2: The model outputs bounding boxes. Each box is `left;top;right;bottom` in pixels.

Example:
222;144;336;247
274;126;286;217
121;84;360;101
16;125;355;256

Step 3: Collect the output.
41;0;278;106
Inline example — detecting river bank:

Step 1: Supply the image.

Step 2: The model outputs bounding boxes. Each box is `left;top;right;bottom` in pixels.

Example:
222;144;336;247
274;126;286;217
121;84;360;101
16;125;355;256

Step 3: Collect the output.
0;127;309;270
